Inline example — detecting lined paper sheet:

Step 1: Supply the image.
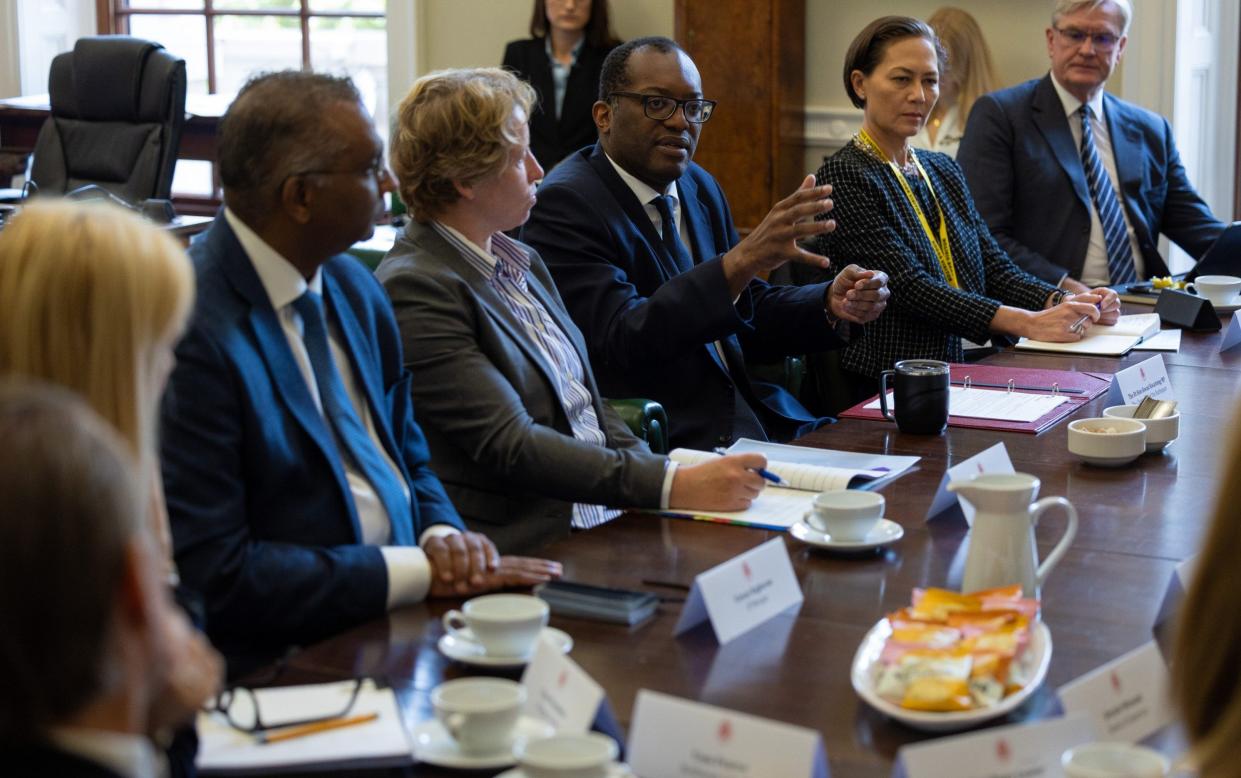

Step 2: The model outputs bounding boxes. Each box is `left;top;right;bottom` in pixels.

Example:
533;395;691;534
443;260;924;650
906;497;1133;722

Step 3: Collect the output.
864;387;1068;423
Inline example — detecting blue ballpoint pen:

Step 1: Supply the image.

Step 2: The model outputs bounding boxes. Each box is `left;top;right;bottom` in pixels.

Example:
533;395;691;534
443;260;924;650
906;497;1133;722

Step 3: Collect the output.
713;447;785;485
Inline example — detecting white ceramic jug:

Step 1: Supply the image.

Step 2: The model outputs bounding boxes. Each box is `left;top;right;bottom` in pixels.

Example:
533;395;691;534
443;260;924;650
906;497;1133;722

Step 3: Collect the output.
948;473;1078;597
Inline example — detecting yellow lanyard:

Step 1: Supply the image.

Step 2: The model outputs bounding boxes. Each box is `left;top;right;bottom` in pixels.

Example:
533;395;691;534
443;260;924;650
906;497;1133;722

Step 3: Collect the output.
856;128;958;288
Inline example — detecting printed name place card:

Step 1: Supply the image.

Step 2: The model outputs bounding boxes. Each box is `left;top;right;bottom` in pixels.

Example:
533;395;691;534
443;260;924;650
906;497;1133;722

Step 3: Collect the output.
674;536;804;645
892;713;1097;778
521;636;605;734
925;441;1014;525
1105;355;1175;407
628;690;828;778
1221;315;1241;352
1057;640;1174;743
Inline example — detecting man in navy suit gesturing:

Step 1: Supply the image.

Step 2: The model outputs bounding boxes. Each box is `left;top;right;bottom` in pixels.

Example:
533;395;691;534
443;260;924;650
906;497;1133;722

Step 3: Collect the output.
957;0;1224;292
161;72;559;661
522;37;890;451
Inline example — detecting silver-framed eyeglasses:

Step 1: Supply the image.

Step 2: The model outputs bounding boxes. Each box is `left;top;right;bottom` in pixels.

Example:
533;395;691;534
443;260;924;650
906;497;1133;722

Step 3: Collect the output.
1054;26;1121;51
608;91;717;124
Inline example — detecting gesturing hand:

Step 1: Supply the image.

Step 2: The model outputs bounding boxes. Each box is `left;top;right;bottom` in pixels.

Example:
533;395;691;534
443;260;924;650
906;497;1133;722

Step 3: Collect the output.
721;175;836;296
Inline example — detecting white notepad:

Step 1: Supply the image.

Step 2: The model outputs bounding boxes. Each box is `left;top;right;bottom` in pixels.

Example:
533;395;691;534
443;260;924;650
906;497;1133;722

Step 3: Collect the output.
197;680;413;774
652;440;920;529
1015;313;1161;356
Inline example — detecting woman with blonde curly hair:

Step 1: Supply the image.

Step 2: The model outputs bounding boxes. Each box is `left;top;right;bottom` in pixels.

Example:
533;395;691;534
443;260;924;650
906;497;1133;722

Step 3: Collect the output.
378;67;765;553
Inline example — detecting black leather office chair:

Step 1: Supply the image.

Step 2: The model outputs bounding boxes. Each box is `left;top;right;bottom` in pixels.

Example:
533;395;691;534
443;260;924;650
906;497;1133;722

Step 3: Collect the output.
29;36;186;204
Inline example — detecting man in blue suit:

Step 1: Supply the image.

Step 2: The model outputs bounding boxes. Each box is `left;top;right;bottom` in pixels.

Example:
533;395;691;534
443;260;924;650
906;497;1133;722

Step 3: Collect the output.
522;37;890;450
957;0;1224;292
161;72;559;660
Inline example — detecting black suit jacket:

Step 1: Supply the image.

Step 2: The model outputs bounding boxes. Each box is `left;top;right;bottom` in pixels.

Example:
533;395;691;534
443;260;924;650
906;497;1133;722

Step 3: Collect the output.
4;742;125;778
522;144;843;450
957;74;1224;284
502;37;614;172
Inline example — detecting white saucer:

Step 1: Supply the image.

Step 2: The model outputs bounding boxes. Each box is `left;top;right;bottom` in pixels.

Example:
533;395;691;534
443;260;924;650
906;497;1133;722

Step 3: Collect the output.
789;518;904;551
411;715;555;770
496;763;634;778
438;627;573;668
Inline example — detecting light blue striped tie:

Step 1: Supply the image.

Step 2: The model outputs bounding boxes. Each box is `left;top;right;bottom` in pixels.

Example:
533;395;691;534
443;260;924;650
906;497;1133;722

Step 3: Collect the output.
1080;106;1137;284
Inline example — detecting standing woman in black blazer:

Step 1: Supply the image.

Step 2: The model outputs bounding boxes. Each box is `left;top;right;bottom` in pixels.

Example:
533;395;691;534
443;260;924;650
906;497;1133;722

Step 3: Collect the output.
502;0;620;172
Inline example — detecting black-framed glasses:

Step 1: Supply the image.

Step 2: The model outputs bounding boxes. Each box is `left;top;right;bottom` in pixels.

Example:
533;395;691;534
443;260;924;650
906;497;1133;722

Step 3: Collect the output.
1054;26;1121;51
608;91;717;124
204;662;365;735
206;678;363;735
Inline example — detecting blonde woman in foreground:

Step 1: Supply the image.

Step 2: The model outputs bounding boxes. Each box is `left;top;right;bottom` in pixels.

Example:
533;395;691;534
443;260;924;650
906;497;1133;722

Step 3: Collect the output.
0;200;221;776
1172;411;1241;778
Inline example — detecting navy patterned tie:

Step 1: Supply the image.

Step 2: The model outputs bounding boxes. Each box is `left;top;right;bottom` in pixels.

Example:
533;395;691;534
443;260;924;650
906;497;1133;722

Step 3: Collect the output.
651;194;693;274
292;291;413;545
1080;105;1137;284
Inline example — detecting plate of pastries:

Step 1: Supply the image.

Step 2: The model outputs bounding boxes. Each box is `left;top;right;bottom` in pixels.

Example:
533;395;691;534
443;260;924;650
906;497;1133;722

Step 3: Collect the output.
851;585;1051;732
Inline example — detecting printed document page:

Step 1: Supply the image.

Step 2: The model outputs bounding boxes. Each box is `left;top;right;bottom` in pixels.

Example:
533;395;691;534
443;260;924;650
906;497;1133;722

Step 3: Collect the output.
864;386;1068;423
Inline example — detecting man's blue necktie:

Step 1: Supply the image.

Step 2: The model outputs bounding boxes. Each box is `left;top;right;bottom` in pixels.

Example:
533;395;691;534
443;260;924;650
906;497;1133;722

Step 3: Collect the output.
651;194;693;274
292;291;413;546
1080;105;1137;285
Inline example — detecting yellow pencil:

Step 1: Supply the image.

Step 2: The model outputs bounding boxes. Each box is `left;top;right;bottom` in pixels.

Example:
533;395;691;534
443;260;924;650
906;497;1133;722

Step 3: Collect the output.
258;712;380;745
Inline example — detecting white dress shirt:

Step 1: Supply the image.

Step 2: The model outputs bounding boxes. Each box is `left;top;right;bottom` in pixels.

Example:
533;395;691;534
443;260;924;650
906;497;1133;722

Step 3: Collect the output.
224;209;457;607
1050;74;1145;285
911;103;964;158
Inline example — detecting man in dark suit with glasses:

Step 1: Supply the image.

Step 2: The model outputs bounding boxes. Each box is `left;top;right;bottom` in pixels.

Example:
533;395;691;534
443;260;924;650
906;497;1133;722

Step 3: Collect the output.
522;36;890;451
957;0;1224;292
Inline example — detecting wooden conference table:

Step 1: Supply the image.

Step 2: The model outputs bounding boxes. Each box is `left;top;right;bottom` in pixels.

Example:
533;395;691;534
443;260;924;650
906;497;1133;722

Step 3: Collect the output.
248;315;1241;777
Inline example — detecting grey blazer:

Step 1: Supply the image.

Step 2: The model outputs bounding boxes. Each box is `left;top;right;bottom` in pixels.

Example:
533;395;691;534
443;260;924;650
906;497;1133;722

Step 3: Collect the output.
375;220;667;554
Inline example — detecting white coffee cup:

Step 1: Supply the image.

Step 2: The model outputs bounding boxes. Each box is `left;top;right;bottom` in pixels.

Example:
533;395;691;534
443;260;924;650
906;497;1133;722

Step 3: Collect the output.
517;732;619;778
442;593;549;657
1061;742;1170;777
1186;274;1241;307
432;677;525;755
804;490;884;541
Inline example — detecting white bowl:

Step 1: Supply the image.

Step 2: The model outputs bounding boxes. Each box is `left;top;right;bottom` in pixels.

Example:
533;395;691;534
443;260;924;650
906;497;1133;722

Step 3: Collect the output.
1067;418;1146;466
850;617;1052;732
1102;405;1179;453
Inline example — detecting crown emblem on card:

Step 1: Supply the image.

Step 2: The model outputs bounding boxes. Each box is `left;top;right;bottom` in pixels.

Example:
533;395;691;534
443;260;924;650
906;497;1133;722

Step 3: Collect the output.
717;719;733;744
742;562;753;581
1111;671;1122;693
995;738;1011;761
557;671;568;688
